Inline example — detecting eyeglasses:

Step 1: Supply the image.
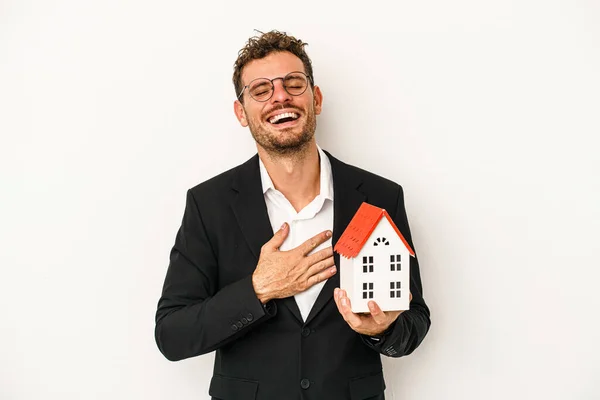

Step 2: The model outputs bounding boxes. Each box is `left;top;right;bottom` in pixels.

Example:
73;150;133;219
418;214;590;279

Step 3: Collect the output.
237;71;312;102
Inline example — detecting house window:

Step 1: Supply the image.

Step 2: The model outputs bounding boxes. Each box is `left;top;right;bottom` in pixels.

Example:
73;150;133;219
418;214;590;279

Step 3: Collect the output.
390;281;401;298
362;256;374;273
390;254;401;271
362;282;374;299
374;237;390;246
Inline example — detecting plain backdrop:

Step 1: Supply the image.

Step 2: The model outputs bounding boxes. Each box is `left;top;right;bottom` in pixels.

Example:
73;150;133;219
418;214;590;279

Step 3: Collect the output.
1;1;599;399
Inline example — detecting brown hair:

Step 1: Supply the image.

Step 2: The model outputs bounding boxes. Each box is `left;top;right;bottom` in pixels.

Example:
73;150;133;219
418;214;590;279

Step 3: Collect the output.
233;30;314;102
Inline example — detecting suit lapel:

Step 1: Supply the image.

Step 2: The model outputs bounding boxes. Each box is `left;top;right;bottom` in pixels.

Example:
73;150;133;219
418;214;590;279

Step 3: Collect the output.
231;155;303;323
231;155;273;261
305;151;365;325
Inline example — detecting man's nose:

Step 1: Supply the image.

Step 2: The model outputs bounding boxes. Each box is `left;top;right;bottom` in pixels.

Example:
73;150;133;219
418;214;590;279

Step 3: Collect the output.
270;79;292;103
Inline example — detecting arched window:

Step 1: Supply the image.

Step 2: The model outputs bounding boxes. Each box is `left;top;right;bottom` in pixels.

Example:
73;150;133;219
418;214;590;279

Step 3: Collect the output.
373;237;389;246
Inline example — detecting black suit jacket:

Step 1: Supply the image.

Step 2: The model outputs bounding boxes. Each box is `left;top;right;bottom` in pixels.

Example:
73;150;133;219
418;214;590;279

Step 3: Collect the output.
155;150;430;400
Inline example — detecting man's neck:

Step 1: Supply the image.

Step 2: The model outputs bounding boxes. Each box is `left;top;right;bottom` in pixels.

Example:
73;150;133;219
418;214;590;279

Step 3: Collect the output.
258;140;321;213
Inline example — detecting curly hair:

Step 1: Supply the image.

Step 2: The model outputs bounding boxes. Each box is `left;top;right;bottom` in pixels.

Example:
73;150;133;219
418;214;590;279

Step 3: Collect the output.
233;30;314;103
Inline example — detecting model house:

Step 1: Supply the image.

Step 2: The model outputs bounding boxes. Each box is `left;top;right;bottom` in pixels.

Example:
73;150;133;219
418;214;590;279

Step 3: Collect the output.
334;202;415;313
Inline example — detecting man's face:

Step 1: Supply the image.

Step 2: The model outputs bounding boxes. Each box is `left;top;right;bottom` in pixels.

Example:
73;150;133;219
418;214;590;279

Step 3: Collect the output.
234;51;323;155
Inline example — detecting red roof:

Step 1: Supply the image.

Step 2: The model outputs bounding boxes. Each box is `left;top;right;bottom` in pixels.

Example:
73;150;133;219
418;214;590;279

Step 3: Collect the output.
334;202;415;259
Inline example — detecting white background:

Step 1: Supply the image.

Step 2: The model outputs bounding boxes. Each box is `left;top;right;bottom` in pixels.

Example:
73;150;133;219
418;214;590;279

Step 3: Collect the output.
1;1;599;399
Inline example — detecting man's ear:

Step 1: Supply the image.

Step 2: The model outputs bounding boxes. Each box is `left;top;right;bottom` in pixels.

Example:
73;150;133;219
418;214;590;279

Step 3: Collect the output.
313;85;323;115
234;100;249;127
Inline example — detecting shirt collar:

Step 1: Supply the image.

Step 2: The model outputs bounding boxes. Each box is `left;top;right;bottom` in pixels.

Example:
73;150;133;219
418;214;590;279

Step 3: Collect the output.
258;145;334;201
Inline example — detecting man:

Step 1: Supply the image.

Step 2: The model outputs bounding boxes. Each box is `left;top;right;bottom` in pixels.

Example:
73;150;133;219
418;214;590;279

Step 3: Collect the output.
155;30;430;400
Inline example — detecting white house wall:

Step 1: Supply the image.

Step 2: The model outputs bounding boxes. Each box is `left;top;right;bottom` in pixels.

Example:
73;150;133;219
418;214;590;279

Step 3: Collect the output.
351;219;411;313
339;255;354;305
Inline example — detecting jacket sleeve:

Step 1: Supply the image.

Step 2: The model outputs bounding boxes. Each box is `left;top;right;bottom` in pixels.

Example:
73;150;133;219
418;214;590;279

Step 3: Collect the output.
154;189;276;361
360;185;431;357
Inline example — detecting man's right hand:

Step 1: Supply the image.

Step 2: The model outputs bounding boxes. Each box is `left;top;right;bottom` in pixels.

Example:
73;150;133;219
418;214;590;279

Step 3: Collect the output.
252;222;336;304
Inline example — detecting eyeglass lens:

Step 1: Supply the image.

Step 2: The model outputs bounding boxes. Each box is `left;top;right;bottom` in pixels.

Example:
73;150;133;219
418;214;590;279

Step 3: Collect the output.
248;73;308;101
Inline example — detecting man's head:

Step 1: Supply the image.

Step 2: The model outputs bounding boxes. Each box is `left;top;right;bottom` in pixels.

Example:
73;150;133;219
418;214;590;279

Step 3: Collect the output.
233;30;323;156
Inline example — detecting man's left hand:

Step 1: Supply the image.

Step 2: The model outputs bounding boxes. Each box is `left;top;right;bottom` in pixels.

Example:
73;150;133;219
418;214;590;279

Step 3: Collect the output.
333;288;409;336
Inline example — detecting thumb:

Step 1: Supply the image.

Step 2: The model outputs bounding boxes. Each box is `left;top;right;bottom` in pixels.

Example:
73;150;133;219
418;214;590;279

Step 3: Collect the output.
264;222;289;252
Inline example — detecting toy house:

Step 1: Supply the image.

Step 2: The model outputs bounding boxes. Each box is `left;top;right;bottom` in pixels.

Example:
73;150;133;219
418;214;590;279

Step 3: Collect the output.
334;202;415;313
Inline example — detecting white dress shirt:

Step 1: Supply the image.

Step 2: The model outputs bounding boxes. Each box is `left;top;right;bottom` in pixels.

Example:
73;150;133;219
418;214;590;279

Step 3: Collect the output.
258;145;334;321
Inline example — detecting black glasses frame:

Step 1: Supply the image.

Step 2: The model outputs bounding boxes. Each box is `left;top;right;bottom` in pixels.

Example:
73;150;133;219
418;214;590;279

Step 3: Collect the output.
237;71;313;102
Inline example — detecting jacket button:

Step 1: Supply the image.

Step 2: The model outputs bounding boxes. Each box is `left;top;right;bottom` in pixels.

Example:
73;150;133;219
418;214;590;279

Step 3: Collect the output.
231;324;238;331
236;321;243;328
241;317;248;324
301;327;311;337
300;379;310;389
247;313;254;321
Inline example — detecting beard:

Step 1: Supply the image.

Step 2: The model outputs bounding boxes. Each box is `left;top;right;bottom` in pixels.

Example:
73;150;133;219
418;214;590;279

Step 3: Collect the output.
246;104;317;156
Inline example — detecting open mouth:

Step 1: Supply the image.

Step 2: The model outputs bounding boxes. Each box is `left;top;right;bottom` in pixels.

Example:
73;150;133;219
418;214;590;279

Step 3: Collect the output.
268;112;300;126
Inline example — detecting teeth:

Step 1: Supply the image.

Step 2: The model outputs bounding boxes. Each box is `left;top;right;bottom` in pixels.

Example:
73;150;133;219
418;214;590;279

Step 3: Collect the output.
269;112;298;124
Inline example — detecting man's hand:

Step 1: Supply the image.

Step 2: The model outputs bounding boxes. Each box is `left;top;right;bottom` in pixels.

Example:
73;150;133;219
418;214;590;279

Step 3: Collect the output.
333;288;412;336
252;222;336;304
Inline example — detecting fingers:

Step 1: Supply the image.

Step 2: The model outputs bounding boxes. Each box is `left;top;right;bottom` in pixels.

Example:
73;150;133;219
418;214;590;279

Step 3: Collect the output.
297;230;332;256
367;301;388;325
305;246;334;266
334;288;401;336
368;301;400;325
261;222;290;253
333;288;362;327
303;256;336;287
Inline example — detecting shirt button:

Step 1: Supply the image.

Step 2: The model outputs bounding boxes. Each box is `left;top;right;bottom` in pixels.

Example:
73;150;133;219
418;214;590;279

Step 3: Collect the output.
301;327;311;337
300;379;310;389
